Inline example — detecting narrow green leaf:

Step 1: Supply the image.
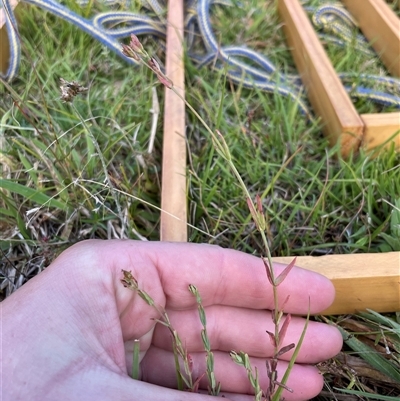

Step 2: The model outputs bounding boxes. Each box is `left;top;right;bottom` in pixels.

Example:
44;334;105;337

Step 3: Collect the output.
0;179;68;211
337;325;400;383
0;193;31;239
273;305;310;400
361;310;400;341
335;387;400;400
131;339;140;380
390;199;400;237
18;150;38;187
379;233;400;251
216;67;227;130
0;207;18;218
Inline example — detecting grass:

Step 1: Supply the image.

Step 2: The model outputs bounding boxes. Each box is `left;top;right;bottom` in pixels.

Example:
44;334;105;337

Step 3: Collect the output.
1;0;399;399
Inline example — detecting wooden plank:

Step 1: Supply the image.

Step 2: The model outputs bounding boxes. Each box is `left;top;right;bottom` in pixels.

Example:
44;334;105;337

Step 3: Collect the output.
273;252;400;315
361;112;400;151
342;0;400;78
277;0;364;158
160;0;187;241
0;0;20;77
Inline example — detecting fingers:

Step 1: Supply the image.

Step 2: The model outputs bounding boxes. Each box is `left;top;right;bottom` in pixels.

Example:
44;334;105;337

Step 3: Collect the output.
50;240;337;351
87;240;335;315
151;306;342;364
141;346;324;401
150;242;335;314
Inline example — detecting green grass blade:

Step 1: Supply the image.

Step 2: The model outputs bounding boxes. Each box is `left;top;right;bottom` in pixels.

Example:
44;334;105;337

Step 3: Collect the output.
359;310;400;341
337;325;400;383
131;339;140;380
0;179;68;211
273;308;310;400
334;387;400;400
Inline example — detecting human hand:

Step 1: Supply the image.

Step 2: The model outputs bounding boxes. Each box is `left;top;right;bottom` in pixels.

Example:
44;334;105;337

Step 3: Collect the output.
3;240;342;400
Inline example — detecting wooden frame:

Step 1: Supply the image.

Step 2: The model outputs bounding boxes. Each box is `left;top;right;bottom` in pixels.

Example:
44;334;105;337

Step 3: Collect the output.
277;0;364;157
342;0;400;78
273;252;400;315
277;0;400;157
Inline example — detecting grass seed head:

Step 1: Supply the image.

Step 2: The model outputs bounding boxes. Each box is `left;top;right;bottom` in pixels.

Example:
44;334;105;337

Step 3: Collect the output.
59;78;88;102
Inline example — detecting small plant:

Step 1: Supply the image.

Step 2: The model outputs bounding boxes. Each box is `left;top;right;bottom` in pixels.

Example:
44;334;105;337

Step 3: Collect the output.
121;34;309;400
121;269;198;391
232;195;310;401
189;284;221;396
58;77;127;238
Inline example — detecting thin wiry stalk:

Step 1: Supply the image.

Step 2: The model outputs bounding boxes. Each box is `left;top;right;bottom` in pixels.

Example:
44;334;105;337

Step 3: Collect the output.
189;284;221;395
69;102;126;238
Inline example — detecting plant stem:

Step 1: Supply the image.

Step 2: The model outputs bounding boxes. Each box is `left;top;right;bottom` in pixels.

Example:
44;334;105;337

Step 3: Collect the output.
71;103;126;238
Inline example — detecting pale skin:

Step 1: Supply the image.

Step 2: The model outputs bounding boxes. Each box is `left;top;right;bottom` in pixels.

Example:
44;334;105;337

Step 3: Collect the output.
3;240;343;400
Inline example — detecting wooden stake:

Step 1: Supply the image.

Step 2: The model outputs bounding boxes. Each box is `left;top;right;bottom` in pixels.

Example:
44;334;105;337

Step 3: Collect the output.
160;0;187;241
342;0;400;78
273;252;400;315
277;0;364;158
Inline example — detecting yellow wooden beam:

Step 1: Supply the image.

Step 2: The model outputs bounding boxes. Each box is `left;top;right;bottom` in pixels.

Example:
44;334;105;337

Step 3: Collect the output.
160;0;187;241
361;112;400;151
273;252;400;315
342;0;400;78
277;0;364;158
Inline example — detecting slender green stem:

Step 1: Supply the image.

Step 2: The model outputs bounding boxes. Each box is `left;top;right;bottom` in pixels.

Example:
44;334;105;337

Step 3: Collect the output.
260;229;279;330
132;339;140;380
189;284;220;395
170;87;256;205
71;103;126;237
172;82;283;374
